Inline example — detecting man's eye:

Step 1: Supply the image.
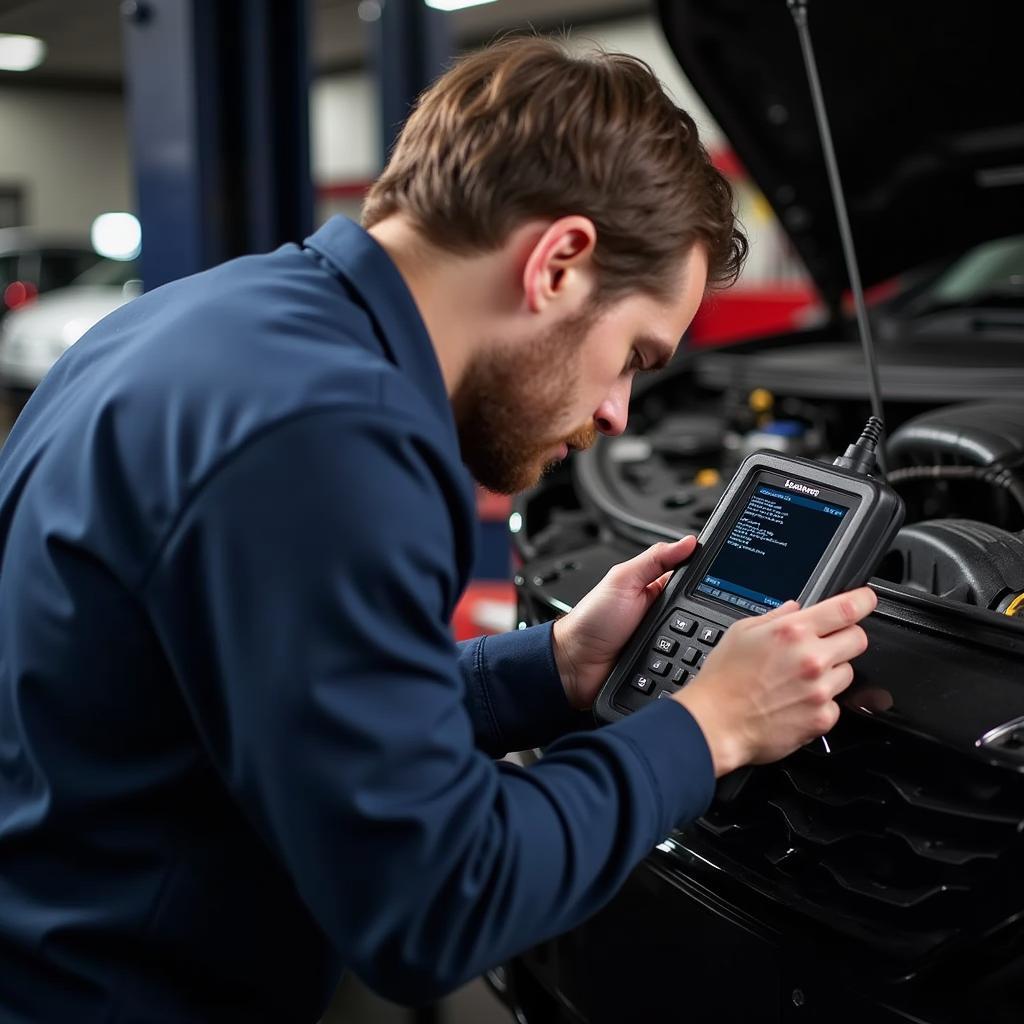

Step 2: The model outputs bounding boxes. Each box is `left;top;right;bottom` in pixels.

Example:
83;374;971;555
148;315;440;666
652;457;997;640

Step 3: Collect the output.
628;350;645;373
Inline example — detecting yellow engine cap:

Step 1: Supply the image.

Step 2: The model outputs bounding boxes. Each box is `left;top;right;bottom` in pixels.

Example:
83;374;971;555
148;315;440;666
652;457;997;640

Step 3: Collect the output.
748;388;774;414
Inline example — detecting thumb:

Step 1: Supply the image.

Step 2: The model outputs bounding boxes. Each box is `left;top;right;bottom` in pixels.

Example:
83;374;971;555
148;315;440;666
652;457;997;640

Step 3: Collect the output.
615;536;697;588
644;569;674;600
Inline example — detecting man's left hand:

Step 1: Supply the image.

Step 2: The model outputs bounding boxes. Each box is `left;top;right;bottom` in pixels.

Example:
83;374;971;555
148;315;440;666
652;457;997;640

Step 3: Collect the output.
552;536;698;710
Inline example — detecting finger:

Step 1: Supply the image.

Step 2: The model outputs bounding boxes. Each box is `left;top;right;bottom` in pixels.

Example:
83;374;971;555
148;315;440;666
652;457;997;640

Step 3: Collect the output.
728;599;799;637
795;700;843;750
818;661;856;699
801;587;877;637
820;623;869;666
615;536;696;588
808;699;842;741
752;599;801;623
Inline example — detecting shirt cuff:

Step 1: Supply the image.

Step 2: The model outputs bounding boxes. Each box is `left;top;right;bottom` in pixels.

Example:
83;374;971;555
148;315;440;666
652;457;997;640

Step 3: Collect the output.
473;622;592;754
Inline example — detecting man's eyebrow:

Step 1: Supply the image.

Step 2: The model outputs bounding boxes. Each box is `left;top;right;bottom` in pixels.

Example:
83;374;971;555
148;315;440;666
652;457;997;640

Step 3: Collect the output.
636;334;677;371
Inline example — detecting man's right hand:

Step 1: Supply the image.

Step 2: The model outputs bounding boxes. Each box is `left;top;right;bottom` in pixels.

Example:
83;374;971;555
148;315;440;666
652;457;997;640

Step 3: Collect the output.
673;587;877;777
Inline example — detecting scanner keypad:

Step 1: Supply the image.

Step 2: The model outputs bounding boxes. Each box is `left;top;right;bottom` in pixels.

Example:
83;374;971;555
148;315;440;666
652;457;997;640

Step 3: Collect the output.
680;645;702;666
653;635;679;657
614;607;728;713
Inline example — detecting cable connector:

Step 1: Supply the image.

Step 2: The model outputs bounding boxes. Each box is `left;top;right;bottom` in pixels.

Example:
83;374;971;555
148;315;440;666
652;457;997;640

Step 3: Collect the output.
833;416;883;476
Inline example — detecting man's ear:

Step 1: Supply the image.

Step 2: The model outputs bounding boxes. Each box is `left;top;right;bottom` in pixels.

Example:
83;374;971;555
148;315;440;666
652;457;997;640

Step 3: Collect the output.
522;216;598;315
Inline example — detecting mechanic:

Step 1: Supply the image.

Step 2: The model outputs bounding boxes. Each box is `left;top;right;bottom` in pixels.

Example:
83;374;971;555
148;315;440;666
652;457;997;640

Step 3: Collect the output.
0;36;875;1021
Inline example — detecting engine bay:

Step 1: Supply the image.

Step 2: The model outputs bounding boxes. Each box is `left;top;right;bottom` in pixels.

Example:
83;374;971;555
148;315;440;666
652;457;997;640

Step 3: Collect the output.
517;335;1024;619
510;330;1024;1012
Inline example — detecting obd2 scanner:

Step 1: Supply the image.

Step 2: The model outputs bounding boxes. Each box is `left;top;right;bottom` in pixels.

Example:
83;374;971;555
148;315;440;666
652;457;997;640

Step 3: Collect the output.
595;418;904;722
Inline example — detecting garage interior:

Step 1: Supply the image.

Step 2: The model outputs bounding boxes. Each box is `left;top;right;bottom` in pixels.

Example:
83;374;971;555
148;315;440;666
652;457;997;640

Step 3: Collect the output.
0;1;1021;1023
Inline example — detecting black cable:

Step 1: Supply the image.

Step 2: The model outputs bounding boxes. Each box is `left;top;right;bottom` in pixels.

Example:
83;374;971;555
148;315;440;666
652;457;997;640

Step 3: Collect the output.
833;415;884;476
788;0;888;476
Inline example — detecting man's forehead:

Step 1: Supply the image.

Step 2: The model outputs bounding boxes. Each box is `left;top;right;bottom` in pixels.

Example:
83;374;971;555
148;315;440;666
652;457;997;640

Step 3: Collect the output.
673;243;710;303
630;252;708;365
663;245;709;322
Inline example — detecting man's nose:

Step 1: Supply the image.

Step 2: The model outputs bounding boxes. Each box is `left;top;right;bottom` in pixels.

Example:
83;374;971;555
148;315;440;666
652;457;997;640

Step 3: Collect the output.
593;377;631;436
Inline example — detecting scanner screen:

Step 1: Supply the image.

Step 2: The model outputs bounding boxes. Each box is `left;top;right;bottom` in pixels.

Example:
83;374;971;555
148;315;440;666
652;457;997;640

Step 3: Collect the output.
696;479;850;614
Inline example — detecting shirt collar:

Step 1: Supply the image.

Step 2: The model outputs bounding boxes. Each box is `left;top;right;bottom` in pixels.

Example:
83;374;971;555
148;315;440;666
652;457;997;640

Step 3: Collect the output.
302;216;455;436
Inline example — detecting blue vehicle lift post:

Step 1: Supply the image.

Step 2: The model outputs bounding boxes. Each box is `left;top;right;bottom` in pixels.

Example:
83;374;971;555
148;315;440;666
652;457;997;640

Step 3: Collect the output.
121;0;313;291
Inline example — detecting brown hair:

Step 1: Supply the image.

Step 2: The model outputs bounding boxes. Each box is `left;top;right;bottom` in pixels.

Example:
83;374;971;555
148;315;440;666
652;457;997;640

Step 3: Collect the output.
362;35;747;299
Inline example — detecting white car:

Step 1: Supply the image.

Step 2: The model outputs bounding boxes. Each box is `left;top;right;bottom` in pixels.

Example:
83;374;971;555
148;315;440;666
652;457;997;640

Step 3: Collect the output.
0;259;142;402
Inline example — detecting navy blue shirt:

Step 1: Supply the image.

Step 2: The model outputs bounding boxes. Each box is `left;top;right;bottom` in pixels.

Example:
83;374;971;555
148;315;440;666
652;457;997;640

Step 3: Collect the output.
0;217;714;1021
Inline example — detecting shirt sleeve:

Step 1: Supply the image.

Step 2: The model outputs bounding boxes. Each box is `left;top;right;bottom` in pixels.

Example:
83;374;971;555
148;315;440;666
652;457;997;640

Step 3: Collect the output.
457;624;594;756
141;407;715;1005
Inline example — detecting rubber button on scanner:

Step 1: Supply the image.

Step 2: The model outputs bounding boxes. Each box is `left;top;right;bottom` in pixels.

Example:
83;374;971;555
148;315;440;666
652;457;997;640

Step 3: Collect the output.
699;625;722;646
671;666;689;684
681;646;701;666
647;656;671;676
653;635;678;657
668;612;698;636
631;672;655;693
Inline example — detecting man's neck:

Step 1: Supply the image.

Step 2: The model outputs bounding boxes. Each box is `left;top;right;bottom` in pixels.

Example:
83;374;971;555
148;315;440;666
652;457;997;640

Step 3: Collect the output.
367;216;495;397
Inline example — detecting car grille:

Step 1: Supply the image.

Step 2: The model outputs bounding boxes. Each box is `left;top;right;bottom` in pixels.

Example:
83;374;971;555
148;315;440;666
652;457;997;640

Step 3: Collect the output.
692;711;1024;965
516;538;1024;970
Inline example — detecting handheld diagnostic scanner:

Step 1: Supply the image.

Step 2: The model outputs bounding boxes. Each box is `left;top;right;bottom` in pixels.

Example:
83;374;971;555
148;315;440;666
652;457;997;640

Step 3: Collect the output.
595;419;904;722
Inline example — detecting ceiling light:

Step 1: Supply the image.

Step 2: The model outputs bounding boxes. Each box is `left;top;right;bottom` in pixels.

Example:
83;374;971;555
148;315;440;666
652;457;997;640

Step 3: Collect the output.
424;0;500;11
0;34;46;72
357;1;382;21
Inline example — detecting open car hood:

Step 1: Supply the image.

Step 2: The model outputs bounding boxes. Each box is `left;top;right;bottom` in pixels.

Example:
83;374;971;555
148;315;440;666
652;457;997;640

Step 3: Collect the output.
657;0;1024;308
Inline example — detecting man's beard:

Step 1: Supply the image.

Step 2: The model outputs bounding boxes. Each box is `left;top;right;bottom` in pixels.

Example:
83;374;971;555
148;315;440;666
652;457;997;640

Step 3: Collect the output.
453;311;599;494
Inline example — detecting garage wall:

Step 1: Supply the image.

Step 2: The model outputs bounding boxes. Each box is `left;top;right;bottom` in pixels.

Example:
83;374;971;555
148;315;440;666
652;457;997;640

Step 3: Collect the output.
0;88;131;234
312;15;724;193
563;17;723;147
0;13;744;253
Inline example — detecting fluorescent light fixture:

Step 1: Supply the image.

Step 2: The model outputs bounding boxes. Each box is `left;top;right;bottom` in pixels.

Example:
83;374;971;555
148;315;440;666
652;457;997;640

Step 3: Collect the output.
424;0;500;11
91;213;142;262
0;34;46;72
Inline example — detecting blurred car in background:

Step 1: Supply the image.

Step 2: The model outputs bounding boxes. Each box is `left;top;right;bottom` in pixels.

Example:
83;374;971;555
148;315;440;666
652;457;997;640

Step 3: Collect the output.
0;228;103;320
0;258;141;419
